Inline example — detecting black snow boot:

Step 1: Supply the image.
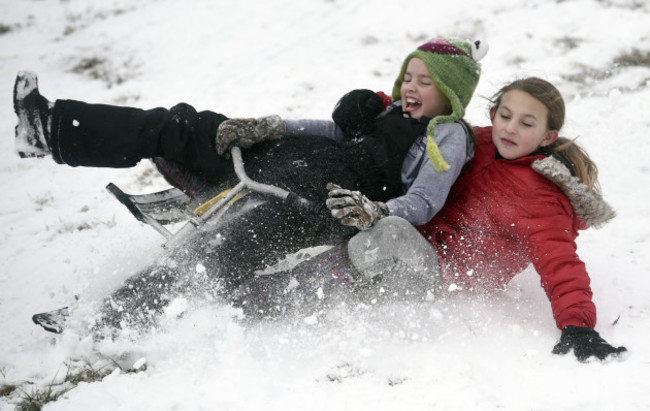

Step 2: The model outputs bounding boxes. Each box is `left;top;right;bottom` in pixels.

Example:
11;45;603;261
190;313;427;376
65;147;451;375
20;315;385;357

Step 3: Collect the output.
13;71;54;158
14;71;231;180
32;306;69;334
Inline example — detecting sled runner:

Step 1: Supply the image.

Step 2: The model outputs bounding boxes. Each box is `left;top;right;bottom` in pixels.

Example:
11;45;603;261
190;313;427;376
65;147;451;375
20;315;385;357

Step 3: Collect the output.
106;147;320;248
105;183;199;239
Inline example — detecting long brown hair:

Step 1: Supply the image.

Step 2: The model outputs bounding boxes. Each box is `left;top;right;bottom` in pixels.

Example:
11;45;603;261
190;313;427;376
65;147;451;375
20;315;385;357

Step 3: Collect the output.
489;77;600;191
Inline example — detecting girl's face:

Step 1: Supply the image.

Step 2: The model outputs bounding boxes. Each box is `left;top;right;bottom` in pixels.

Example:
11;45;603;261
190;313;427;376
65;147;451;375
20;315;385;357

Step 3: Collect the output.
491;89;558;159
400;57;448;120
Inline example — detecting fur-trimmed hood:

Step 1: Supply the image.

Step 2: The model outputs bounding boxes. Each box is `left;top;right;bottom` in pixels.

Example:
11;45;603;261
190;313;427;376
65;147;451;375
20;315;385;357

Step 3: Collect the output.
532;156;616;228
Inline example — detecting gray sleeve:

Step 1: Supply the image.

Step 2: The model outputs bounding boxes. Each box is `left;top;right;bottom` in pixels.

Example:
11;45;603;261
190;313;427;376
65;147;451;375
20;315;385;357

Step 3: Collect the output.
385;122;473;226
285;119;346;143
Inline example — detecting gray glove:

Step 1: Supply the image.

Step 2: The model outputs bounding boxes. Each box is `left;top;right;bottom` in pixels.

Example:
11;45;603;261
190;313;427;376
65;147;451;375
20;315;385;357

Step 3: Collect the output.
215;115;286;155
325;183;389;230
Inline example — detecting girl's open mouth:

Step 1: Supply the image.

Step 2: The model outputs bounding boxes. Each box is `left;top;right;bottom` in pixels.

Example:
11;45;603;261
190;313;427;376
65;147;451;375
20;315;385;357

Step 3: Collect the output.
404;97;422;111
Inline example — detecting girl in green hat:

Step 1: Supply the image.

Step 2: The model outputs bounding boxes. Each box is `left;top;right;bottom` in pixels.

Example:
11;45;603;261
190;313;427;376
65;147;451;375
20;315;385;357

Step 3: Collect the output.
17;38;488;336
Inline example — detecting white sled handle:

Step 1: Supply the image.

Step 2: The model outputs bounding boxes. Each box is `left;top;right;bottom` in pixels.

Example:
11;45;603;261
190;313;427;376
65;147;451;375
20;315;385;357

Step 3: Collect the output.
230;147;291;200
164;146;320;248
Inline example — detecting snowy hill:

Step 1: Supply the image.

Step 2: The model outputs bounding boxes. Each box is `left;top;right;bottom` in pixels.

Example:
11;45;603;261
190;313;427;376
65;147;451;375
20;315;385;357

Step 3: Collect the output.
1;0;649;409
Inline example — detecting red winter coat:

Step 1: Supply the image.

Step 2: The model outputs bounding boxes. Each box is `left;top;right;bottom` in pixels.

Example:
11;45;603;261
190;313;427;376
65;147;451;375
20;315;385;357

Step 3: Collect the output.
418;126;614;330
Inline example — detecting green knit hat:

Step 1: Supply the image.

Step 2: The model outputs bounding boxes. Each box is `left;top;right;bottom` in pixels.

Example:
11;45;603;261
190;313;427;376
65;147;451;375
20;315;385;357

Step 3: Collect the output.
392;38;488;171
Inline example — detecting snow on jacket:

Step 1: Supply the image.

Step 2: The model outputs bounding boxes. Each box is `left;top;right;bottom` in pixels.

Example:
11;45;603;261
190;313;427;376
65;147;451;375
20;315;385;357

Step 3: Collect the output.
418;126;615;330
285;102;474;225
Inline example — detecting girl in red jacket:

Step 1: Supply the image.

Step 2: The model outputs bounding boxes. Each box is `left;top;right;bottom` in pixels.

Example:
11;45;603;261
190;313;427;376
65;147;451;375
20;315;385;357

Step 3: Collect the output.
417;77;626;361
256;77;626;362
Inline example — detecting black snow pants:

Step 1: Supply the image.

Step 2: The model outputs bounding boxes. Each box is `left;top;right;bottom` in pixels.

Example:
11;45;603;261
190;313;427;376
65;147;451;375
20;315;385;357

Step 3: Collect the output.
50;100;230;180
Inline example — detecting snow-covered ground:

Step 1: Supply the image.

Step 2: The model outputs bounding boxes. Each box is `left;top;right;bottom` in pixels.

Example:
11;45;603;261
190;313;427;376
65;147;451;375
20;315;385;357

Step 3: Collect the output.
1;0;649;409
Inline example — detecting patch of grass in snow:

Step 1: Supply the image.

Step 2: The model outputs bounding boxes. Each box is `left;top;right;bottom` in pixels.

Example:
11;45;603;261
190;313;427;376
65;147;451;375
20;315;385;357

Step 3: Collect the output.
614;49;650;68
0;365;20;405
133;163;165;190
14;359;123;411
62;6;134;37
562;49;650;92
595;0;649;11
0;381;18;398
322;362;368;383
69;56;141;88
556;36;582;50
0;23;12;35
16;384;68;411
54;218;109;234
30;192;55;210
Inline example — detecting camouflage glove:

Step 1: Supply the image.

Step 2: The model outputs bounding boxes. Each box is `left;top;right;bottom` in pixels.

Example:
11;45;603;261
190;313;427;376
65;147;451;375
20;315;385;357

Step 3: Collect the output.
215;115;286;155
552;325;627;362
325;183;389;231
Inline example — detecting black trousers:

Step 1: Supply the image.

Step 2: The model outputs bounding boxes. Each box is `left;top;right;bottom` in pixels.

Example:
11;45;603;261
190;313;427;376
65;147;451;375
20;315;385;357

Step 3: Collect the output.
50;100;231;180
